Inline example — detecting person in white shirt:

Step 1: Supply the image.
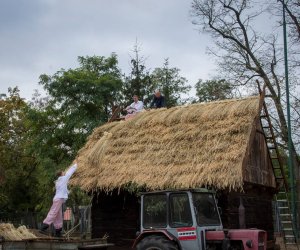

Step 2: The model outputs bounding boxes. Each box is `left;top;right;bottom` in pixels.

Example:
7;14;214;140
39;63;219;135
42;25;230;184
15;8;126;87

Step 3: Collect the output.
124;95;144;120
40;162;77;237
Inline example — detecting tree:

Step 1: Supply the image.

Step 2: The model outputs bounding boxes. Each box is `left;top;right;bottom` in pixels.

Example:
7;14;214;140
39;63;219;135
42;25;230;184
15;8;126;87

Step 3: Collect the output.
151;59;191;108
190;0;299;158
0;88;48;219
123;42;153;106
191;0;300;226
278;0;300;43
25;54;123;219
37;54;123;159
195;79;235;102
269;1;300;69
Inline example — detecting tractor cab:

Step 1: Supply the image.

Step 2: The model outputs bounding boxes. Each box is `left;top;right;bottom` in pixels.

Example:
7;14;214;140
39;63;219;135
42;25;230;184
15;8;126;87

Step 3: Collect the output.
134;189;267;250
142;189;221;230
135;189;222;249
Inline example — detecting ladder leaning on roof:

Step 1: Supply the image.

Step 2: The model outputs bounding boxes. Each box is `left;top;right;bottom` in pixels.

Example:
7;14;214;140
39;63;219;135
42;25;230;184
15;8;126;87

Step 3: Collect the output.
258;83;298;246
108;106;124;123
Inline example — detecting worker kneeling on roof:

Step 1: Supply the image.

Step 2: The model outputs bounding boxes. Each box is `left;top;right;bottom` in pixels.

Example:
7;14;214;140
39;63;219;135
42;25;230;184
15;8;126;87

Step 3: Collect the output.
124;94;144;120
40;161;77;237
150;89;165;108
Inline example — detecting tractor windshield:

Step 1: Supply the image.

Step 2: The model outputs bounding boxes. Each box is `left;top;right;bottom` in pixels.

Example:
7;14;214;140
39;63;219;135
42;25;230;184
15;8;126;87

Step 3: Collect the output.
169;193;193;227
143;194;167;228
193;192;221;226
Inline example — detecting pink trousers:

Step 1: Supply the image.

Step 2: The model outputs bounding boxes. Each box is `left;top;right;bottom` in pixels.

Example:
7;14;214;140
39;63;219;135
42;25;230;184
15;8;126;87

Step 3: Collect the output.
43;198;64;229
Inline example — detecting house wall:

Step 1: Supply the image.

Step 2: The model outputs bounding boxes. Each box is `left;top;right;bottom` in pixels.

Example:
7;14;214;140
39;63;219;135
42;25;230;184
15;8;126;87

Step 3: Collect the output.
91;190;139;247
217;184;275;240
243;120;276;188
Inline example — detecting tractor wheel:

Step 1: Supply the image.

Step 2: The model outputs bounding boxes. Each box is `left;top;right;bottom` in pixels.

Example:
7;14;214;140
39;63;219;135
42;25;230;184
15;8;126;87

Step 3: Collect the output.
136;235;178;250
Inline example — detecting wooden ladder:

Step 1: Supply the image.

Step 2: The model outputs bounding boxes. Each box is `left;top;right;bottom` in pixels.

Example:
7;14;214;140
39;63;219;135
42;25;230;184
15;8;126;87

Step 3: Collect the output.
259;98;298;245
108;106;124;123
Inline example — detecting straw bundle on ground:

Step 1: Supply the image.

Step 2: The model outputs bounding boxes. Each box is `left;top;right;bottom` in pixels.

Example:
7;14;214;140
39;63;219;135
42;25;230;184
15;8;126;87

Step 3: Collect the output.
17;225;37;239
0;223;36;240
70;96;261;192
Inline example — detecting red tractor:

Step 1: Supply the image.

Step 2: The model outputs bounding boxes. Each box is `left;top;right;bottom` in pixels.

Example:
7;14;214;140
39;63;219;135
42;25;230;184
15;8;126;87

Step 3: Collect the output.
133;189;266;250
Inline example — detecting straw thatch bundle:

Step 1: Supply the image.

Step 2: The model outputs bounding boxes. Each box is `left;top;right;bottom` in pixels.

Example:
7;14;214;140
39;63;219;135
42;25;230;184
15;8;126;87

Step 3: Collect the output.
0;223;37;240
71;96;261;192
17;225;37;239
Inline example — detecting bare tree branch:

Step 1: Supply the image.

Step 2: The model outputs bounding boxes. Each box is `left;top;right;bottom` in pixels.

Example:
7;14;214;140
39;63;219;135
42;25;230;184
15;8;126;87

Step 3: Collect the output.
191;0;300;170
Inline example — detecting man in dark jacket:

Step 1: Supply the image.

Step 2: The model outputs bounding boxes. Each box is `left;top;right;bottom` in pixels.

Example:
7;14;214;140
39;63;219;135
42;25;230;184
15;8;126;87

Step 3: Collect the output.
150;89;165;108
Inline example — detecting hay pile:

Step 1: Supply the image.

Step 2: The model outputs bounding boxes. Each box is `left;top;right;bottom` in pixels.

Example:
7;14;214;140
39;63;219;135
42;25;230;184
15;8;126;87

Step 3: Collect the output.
71;96;261;192
0;223;37;240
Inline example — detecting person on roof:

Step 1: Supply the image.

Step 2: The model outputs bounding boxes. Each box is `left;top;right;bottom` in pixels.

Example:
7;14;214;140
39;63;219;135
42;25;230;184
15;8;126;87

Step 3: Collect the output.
40;161;77;237
150;89;165;108
124;95;144;120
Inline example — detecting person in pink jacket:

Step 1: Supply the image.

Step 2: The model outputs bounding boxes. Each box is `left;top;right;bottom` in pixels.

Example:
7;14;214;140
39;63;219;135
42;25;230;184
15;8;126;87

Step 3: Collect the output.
40;161;77;237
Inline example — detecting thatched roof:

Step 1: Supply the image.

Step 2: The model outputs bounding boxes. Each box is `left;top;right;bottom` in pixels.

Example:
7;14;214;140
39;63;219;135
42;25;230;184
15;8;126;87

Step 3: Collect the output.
71;96;262;192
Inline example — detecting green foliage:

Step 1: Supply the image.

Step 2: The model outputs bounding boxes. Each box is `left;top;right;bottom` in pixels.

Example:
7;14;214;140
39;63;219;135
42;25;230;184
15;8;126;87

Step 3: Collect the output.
195;79;234;102
22;55;123;214
0;88;48;213
122;43;153;106
122;45;191;108
151;58;191;108
36;54;122;161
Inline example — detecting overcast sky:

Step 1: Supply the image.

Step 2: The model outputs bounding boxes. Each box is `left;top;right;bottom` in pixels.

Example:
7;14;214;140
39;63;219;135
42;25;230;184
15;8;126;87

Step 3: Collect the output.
0;0;217;100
